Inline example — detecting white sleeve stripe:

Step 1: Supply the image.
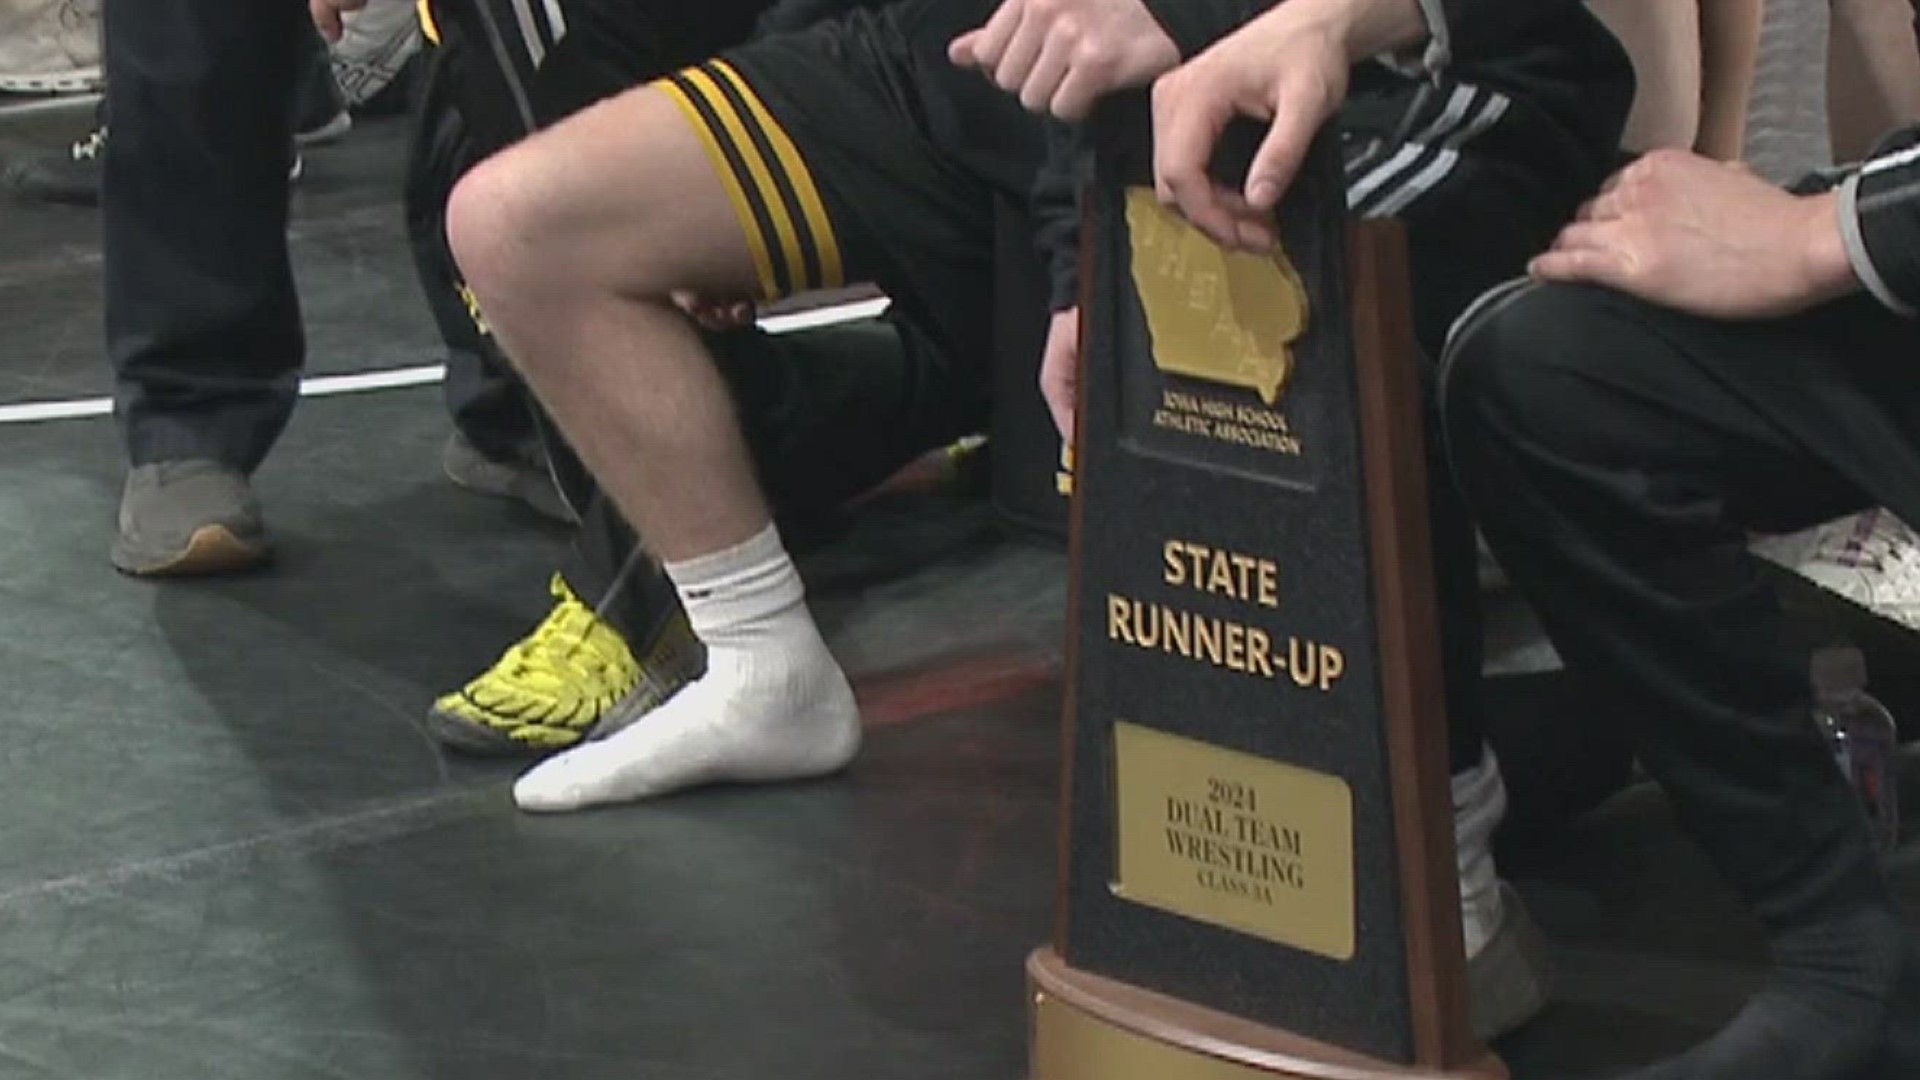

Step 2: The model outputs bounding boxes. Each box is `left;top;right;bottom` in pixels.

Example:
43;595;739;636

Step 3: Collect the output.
1415;0;1452;74
1344;86;1477;207
540;0;567;41
1366;95;1510;218
507;0;546;65
1861;142;1920;177
1839;174;1919;317
1857;178;1920;216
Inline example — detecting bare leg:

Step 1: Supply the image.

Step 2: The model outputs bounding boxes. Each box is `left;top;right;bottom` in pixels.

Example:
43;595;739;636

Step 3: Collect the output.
1586;0;1703;153
449;85;769;561
1828;0;1920;163
447;82;860;811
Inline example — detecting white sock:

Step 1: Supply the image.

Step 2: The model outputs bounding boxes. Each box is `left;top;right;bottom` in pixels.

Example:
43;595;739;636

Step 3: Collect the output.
513;525;861;812
1454;747;1509;958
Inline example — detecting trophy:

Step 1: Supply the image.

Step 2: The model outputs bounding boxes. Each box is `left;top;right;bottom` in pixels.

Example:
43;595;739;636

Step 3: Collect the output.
1031;106;1504;1080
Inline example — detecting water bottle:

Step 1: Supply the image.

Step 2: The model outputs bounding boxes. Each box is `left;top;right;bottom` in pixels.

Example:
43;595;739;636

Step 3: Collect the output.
1811;646;1901;854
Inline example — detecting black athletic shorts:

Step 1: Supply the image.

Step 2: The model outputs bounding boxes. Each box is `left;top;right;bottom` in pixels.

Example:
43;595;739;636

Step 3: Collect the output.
417;0;990;517
656;1;1027;381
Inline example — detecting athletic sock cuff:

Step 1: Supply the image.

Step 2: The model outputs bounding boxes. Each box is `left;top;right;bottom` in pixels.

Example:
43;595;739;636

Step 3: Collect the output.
665;524;804;637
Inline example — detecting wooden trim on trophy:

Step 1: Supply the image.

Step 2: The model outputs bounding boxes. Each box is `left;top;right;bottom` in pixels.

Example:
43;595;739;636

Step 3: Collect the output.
1030;949;1506;1080
1054;189;1104;953
1345;220;1481;1069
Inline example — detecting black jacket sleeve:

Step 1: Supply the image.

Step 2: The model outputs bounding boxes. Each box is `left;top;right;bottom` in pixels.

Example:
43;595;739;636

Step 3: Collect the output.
1840;126;1920;318
1031;121;1090;312
753;0;891;36
1138;0;1596;74
1138;0;1267;59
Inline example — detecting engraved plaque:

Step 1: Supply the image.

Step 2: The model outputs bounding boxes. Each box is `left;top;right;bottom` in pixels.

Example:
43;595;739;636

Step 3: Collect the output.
1112;722;1355;961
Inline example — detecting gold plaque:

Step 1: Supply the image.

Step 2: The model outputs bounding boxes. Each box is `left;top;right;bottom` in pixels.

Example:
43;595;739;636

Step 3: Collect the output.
1126;188;1309;406
1111;722;1354;961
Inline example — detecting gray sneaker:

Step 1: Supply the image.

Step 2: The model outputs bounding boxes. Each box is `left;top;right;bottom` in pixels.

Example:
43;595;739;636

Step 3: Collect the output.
442;434;576;524
326;0;422;111
1468;882;1555;1042
0;0;100;94
112;461;270;577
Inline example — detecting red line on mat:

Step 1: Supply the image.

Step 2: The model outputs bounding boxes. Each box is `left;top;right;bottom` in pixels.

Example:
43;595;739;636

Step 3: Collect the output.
854;647;1061;728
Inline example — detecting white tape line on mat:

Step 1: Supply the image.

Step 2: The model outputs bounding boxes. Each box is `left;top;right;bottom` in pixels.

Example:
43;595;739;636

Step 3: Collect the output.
0;91;101;119
0;364;448;425
0;297;889;425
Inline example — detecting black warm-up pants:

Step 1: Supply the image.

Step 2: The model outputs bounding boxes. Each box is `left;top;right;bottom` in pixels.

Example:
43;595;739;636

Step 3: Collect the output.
1443;280;1918;922
102;0;312;470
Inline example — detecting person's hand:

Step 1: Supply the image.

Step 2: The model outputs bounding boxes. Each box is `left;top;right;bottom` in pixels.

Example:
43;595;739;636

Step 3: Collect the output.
672;291;758;332
1039;307;1081;442
1150;11;1350;251
949;0;1180;119
311;0;369;42
1529;150;1859;319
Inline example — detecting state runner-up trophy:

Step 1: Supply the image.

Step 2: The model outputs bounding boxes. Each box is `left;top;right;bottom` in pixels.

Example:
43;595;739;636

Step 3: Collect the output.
1029;99;1505;1080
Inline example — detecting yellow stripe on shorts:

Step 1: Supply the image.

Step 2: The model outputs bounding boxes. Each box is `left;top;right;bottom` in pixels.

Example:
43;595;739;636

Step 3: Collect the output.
707;60;844;290
656;77;782;299
679;66;811;298
416;0;440;45
656;62;844;298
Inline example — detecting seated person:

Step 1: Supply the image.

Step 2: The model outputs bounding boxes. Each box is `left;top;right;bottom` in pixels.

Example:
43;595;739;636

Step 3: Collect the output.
1444;148;1920;1080
436;0;1631;1043
1140;3;1920;1075
374;0;937;750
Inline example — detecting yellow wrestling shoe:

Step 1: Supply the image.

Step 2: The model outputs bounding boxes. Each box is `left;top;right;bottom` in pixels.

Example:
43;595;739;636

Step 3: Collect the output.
427;574;701;755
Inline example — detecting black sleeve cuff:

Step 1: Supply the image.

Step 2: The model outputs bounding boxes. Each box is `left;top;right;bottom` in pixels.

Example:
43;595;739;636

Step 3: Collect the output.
1842;143;1920;317
1140;0;1264;59
1048;266;1080;311
1030;121;1089;311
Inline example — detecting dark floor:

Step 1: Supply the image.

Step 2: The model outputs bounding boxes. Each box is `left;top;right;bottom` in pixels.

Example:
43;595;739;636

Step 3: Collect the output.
1;97;1915;1080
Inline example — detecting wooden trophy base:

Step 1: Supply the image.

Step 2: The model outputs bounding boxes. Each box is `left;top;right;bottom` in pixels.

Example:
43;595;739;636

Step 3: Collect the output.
1029;950;1507;1080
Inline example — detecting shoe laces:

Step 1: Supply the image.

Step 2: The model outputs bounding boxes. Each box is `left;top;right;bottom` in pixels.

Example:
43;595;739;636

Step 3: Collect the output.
1798;513;1920;622
1803;511;1920;574
69;126;106;163
492;575;637;693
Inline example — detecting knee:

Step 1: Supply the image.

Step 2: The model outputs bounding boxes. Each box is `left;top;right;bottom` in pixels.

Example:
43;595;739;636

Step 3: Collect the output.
1441;282;1654;470
445;150;549;312
446;138;693;343
444;143;632;331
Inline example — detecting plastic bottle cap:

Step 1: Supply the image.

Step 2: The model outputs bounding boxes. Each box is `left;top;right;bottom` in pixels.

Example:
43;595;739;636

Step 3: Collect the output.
1811;646;1869;699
